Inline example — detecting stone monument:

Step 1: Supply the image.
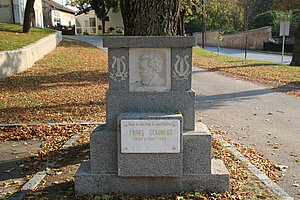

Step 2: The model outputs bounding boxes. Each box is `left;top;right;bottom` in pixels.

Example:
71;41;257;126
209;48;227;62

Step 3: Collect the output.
75;36;229;196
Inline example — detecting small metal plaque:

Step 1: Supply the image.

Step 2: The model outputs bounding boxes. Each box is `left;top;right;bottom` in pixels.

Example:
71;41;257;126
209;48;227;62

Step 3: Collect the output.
121;119;180;153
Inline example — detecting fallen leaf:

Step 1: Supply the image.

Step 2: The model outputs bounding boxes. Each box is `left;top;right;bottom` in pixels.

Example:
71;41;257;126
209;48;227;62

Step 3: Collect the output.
4;168;15;173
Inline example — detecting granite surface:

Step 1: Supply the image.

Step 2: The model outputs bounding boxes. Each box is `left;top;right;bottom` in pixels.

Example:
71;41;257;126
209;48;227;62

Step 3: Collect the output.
90;127;118;174
108;48;129;90
117;113;183;177
75;159;229;197
103;36;197;48
106;90;195;131
171;48;193;90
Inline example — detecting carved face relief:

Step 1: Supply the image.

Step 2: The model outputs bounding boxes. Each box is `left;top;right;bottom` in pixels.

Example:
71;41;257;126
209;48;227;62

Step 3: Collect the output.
129;48;171;92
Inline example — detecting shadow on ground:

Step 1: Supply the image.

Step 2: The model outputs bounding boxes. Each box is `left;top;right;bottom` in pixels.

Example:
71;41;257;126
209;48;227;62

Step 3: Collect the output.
195;88;275;110
195;81;299;111
0;70;108;92
207;63;278;72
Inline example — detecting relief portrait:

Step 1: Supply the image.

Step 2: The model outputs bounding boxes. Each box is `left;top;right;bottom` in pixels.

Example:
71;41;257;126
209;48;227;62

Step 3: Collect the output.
129;48;171;92
139;52;165;87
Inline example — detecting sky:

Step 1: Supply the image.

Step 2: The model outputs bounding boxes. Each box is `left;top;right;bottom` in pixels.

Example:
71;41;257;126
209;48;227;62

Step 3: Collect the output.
53;0;79;12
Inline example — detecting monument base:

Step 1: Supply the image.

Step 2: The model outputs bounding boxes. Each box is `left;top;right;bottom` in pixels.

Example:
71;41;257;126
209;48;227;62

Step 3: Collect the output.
74;122;230;197
75;159;229;197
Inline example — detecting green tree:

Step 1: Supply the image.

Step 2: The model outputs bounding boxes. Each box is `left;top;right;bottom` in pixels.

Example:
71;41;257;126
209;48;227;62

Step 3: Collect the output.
69;0;90;12
184;0;245;34
178;0;202;35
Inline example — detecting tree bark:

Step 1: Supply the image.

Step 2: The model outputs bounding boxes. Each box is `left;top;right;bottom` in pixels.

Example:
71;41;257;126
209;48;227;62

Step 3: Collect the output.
120;0;182;36
177;10;185;36
102;19;106;33
23;0;35;33
290;22;300;66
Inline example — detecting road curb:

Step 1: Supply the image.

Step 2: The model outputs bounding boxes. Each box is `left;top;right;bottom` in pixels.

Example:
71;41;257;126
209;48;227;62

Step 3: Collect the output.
213;134;293;200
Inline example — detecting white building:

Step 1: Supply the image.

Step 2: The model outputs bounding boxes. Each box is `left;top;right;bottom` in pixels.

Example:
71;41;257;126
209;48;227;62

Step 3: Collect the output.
42;0;75;27
0;0;44;27
75;9;123;35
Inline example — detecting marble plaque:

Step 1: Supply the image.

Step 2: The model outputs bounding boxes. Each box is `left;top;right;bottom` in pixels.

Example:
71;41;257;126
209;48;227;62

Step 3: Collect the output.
129;48;171;92
121;120;180;153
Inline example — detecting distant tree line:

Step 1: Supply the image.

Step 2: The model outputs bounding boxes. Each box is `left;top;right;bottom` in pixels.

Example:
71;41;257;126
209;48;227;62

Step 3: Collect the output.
185;0;300;35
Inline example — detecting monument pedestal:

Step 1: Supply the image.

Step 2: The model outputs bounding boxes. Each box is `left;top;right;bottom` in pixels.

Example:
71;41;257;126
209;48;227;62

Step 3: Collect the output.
74;36;229;197
75;123;229;197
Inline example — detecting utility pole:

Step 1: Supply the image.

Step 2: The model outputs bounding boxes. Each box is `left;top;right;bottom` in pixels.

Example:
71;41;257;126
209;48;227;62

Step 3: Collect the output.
244;0;249;59
201;0;205;49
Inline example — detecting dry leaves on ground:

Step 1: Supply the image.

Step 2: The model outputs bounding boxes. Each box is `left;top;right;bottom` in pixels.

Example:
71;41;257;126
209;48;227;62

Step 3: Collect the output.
211;129;280;182
0;124;96;199
0;38;108;124
23;129;279;200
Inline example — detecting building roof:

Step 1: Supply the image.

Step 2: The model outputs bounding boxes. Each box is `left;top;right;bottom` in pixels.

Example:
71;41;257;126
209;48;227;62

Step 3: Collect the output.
43;0;75;14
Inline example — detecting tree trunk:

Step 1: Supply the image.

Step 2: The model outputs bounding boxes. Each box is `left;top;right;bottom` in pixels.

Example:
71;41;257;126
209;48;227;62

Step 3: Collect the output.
177;10;185;36
120;0;182;36
290;22;300;66
23;0;35;33
102;19;106;33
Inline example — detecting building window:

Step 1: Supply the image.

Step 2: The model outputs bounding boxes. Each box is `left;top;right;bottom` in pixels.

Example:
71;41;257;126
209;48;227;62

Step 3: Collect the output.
89;18;96;27
76;28;82;34
76;20;81;27
54;18;61;25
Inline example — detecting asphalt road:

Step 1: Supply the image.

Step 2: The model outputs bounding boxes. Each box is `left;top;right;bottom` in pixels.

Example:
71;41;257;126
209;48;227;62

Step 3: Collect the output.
63;35;108;52
204;46;293;65
63;36;300;198
192;68;300;199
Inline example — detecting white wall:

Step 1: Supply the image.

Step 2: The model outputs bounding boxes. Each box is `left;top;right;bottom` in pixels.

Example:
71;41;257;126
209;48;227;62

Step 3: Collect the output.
0;31;62;78
33;0;44;27
0;0;14;23
10;0;43;27
105;9;123;31
75;9;123;35
12;0;24;24
51;9;75;27
75;10;97;34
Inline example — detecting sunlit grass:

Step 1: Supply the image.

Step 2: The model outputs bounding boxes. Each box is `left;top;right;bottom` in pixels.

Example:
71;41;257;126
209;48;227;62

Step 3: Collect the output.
0;23;54;51
193;46;300;84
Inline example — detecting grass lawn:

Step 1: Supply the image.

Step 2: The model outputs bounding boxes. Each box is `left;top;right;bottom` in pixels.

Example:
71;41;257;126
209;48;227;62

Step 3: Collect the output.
0;38;108;124
96;33;124;36
0;23;54;51
193;47;300;96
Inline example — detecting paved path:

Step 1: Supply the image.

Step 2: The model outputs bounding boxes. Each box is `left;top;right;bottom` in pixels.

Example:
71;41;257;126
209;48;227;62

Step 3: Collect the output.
64;36;300;198
204;46;292;65
192;68;300;198
63;35;107;52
